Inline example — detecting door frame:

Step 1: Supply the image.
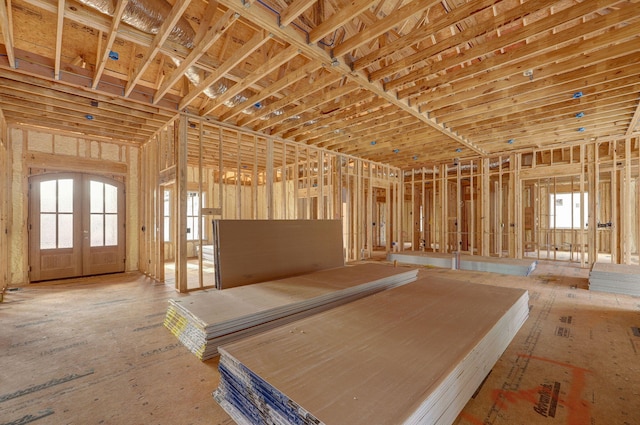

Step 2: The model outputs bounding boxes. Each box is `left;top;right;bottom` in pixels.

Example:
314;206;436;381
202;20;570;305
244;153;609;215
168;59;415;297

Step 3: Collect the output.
29;172;126;282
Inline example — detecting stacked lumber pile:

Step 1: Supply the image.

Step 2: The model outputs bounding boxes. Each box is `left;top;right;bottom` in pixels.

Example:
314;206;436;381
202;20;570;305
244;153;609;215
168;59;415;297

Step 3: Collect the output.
389;251;537;276
589;262;640;296
165;264;418;360
214;278;529;425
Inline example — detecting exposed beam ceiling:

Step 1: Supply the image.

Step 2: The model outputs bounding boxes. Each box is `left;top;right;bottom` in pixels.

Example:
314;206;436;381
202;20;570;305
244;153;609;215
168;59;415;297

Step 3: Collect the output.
0;0;638;168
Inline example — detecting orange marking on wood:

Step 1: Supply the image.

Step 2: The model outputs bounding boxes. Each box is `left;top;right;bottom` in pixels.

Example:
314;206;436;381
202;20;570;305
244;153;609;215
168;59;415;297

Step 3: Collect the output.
458;412;484;425
518;354;590;373
518;354;591;425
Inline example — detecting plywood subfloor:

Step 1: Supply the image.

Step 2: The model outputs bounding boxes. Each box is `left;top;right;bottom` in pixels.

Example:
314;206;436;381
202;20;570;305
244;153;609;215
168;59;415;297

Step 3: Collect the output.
1;261;639;424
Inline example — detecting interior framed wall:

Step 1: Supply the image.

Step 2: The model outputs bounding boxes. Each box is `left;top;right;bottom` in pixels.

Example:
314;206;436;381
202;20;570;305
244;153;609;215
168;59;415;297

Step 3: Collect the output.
403;137;640;267
140;114;403;292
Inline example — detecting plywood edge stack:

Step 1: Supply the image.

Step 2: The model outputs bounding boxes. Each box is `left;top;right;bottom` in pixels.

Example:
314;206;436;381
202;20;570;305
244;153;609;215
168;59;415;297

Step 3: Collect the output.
164;263;418;360
388;251;537;276
214;277;529;425
588;262;640;296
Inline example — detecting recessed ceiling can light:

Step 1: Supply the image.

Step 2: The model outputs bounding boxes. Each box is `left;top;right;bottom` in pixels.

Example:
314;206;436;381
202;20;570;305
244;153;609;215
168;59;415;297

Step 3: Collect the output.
572;91;583;99
85;114;94;120
578;127;586;132
507;139;515;144
576;112;585;118
455;148;462;152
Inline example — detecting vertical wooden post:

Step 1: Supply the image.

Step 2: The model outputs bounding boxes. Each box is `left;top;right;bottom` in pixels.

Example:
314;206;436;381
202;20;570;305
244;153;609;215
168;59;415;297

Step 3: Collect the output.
265;138;274;220
198;121;204;289
252;136;258;220
432;165;437;252
579;144;586;267
456;161;462;254
175;116;188;293
623;138;632;264
481;159;490;257
318;151;324;220
409;169;415;251
469;161;474;255
611;141;618;263
366;162;372;258
440;165;447;253
497;157;503;257
513;154;522;259
280;141;286;219
588;143;599;265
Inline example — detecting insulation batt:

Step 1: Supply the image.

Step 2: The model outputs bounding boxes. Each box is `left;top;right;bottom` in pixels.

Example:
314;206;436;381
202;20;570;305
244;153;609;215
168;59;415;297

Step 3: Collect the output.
77;0;196;48
78;0;240;102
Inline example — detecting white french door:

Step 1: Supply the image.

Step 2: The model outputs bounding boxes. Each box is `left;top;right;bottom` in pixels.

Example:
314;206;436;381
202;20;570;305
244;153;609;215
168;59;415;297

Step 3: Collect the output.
29;173;125;281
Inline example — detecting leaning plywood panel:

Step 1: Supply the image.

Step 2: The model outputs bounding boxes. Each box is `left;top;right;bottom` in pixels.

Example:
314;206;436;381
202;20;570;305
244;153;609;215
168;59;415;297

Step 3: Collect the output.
213;219;344;289
165;263;418;359
215;277;528;425
389;251;537;276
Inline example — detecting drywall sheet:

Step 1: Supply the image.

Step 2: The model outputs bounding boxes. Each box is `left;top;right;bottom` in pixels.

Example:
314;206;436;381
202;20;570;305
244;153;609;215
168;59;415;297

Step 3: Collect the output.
214;277;529;425
213;219;344;289
589;262;640;296
165;263;418;360
389;251;537;276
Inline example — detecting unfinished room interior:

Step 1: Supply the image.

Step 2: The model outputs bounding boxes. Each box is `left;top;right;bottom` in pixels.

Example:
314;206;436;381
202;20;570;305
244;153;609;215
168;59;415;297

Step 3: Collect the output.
1;0;640;423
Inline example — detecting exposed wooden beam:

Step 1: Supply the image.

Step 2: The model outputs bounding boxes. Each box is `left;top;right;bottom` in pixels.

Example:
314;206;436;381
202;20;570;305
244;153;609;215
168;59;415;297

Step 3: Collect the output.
199;45;301;116
332;0;435;58
385;0;622;92
179;29;268;110
418;46;640;114
288;96;389;141
92;0;129;89
23;0;222;74
352;0;498;71
0;0;15;67
240;71;340;128
280;0;317;27
124;0;193;97
215;0;486;155
219;59;321;122
308;0;376;44
626;99;640;136
154;6;239;104
54;0;65;80
260;84;361;134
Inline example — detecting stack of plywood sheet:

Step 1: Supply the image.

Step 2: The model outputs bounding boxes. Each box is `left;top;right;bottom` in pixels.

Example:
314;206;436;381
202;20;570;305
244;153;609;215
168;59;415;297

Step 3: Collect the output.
589;262;640;296
214;277;529;425
165;264;418;360
212;219;344;289
389;251;537;276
